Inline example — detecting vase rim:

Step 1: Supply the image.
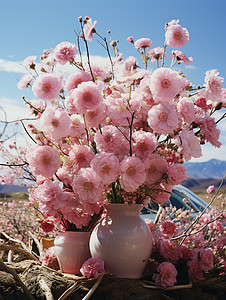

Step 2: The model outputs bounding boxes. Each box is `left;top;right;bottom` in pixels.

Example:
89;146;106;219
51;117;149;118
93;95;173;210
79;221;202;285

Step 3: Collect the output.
105;203;143;215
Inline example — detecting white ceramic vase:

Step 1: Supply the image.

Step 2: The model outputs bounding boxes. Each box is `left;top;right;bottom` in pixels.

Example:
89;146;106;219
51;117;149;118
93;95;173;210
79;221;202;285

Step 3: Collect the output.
89;204;153;279
54;231;90;274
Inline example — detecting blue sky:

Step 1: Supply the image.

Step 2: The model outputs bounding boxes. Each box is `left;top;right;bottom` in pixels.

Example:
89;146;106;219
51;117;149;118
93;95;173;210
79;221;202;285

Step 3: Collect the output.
0;0;226;162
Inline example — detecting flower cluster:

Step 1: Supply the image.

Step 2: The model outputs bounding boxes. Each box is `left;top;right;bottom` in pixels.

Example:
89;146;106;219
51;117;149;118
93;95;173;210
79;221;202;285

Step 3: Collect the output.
1;17;225;234
144;202;225;287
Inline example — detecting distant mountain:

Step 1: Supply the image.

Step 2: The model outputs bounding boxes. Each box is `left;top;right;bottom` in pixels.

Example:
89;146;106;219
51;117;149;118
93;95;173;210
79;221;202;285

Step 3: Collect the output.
0;184;27;194
185;159;226;179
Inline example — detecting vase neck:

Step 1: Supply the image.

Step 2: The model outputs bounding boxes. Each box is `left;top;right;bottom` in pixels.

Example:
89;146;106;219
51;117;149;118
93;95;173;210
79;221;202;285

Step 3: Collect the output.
105;203;143;216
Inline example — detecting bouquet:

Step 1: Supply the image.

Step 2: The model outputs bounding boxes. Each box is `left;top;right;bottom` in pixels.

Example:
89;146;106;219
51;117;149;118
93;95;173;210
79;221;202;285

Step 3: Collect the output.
0;16;225;236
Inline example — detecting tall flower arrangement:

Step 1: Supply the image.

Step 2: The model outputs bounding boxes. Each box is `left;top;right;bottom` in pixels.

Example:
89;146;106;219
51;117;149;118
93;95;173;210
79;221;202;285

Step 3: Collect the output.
1;17;225;234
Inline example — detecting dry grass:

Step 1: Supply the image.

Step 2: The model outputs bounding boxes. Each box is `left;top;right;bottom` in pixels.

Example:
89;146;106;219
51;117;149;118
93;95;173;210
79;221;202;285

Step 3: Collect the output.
193;188;226;210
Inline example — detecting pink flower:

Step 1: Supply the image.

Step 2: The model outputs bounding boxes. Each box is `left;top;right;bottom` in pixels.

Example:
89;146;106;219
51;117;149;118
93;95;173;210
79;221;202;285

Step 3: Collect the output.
160;220;176;236
84;105;107;128
179;245;193;261
127;36;134;43
40;220;55;232
193;90;212;110
34;180;69;215
106;95;131;126
147;103;178;135
65;71;92;92
206;185;216;194
177;97;196;124
83;18;97;42
160;239;180;262
71;81;103;113
124;56;137;71
150;68;185;101
205;69;223;100
132;131;157;160
40;247;56;266
165;24;189;49
32;74;61;101
134;38;153;49
91;152;120;185
151;183;172;206
143;154;168;185
17;74;34;90
148;47;165;65
54;41;77;64
153;262;177;287
23;55;36;69
201;114;221;148
72;168;103;203
69;145;95;171
28;145;61;178
188;256;205;282
120;156;146;192
178;130;202;162
200;248;214;272
170;50;193;65
80;257;105;278
40;107;72;141
167;164;188;185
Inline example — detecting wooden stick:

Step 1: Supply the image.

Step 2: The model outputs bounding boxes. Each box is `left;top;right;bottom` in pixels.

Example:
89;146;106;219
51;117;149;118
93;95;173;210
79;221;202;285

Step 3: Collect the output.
38;276;54;300
0;259;35;300
82;274;103;300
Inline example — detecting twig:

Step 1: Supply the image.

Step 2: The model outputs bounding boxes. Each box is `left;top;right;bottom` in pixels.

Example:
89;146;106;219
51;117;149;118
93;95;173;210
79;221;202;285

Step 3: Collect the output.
38;277;54;300
58;281;83;300
82;274;103;300
1;231;30;252
143;282;193;290
0;259;35;300
28;230;42;255
154;204;163;224
0;244;39;261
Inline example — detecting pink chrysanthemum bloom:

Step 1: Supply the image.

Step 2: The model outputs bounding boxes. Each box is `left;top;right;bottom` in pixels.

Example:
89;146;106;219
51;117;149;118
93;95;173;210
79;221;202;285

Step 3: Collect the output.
132;131;157;160
83;18;97;42
65;71;92;92
54;41;77;65
40;107;72;141
150;68;184;101
134;38;153;49
148;47;165;65
165;24;189;49
71;81;103;113
23;55;36;69
32;74;61;101
148;103;179;135
153;262;177;287
119;156;146;192
177;130;202;162
167;164;188;185
200;114;221;147
91;152;120;185
17;74;34;90
144;154;168;185
170;50;193;65
69;144;95;171
80;257;105;279
72;168;103;204
204;69;224;100
28;145;61;178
